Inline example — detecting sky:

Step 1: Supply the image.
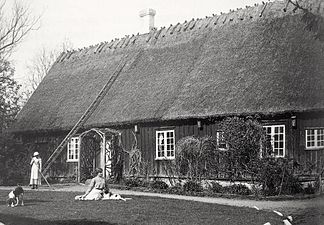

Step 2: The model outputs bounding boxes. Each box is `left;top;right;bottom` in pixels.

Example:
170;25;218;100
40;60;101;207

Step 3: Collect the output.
10;0;266;88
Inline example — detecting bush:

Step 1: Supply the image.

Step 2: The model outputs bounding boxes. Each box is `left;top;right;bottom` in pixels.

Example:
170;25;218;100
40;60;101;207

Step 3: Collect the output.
250;184;262;197
124;178;143;187
232;184;251;195
282;176;303;195
0;133;30;186
219;117;271;181
222;184;251;195
183;180;203;192
168;183;183;194
209;182;223;193
258;158;302;196
150;180;169;190
303;183;316;194
175;136;218;180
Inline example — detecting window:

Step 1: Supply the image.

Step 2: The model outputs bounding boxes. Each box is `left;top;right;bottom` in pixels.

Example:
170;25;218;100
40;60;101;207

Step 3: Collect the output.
67;137;80;162
156;130;175;160
216;131;228;150
263;125;285;157
306;128;324;149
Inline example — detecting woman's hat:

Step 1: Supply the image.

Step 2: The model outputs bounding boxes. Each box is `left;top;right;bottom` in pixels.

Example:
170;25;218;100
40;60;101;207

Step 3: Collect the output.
33;152;39;156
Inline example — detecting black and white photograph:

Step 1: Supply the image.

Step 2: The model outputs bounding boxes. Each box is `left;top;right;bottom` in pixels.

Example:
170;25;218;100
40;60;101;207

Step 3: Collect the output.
0;0;323;224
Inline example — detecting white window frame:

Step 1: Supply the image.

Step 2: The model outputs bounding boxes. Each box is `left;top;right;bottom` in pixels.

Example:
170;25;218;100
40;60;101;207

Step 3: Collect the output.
155;130;175;160
263;125;285;157
305;128;324;150
216;131;228;151
67;137;80;162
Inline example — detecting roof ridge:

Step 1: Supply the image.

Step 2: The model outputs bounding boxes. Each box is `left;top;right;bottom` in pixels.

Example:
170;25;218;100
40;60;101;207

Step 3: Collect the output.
56;0;319;63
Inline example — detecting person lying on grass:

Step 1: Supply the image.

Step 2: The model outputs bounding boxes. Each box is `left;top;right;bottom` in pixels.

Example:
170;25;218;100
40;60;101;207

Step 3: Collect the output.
77;168;107;200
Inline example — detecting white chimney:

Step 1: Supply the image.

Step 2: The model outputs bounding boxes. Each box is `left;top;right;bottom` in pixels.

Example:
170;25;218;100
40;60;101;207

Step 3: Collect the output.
139;8;156;33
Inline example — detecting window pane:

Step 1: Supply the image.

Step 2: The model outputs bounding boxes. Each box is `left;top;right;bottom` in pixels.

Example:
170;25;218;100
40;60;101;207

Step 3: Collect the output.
156;130;174;159
279;134;283;140
279;149;283;156
156;130;175;159
317;129;324;147
279;127;283;133
275;127;279;133
263;125;285;157
67;137;80;161
279;142;283;148
305;129;324;148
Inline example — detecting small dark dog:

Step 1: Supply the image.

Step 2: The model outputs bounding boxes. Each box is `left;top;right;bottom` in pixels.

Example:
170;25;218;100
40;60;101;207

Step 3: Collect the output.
6;185;24;207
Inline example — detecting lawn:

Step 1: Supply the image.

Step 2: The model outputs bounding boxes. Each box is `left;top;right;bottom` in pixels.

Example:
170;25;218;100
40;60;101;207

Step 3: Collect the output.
0;190;285;225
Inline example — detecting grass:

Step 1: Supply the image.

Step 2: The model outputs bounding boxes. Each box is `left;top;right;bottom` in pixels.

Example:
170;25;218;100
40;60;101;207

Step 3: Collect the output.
0;190;289;225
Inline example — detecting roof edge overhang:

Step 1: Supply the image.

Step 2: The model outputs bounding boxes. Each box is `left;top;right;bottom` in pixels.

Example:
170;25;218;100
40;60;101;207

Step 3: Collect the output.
9;108;324;135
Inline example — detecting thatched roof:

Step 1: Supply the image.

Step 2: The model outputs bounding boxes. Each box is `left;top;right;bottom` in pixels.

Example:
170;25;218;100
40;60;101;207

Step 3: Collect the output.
13;0;324;132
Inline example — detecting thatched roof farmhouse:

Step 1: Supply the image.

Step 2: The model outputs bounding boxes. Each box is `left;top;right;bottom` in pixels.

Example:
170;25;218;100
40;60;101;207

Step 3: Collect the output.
12;0;324;180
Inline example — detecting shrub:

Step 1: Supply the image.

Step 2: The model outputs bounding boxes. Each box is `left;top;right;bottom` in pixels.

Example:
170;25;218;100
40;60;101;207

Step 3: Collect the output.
250;184;262;197
314;176;321;193
209;182;223;193
282;176;303;195
124;178;143;187
0;133;30;186
232;184;251;195
141;179;151;187
219;116;271;181
168;183;183;194
221;184;250;195
258;158;302;196
150;180;169;190
175;136;218;180
183;180;203;192
303;183;316;194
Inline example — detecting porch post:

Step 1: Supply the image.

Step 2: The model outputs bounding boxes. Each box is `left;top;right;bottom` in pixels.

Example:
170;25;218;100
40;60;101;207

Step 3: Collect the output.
102;135;106;178
77;136;82;183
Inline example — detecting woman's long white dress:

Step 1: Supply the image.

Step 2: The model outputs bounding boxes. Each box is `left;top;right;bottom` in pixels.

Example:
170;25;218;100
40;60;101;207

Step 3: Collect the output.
75;176;106;200
30;157;42;185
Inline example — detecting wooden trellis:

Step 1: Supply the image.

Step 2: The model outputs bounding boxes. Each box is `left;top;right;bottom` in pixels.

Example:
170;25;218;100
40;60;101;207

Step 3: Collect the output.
78;128;121;182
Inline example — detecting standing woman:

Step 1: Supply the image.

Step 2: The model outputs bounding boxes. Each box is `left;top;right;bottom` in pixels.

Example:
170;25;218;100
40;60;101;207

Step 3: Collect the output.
30;152;42;189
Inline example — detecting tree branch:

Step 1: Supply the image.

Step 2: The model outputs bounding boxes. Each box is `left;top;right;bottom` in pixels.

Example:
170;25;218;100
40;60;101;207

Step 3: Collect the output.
0;1;40;59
